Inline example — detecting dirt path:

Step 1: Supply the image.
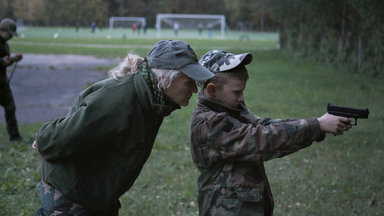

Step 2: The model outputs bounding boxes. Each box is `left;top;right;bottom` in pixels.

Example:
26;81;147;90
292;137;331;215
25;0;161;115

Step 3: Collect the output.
0;54;120;124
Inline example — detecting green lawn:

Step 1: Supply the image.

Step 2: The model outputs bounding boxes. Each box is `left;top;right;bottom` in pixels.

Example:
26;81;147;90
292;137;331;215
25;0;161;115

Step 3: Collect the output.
0;30;383;215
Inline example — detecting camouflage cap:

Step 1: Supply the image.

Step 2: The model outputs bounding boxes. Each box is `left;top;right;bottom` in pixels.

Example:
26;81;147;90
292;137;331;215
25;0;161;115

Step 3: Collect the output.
199;50;253;73
0;18;18;36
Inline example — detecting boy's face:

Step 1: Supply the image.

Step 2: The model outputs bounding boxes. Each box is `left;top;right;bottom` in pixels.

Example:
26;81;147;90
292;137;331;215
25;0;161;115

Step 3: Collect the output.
213;78;247;109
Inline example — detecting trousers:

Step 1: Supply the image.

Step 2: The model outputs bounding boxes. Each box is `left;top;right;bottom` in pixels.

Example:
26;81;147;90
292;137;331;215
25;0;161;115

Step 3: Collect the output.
0;83;20;139
34;181;87;216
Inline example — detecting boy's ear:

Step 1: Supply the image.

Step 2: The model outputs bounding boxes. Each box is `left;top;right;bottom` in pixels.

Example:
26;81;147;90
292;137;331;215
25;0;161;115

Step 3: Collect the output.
205;83;217;97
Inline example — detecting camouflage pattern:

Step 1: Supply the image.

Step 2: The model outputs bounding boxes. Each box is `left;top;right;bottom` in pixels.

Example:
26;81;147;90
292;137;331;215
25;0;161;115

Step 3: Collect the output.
199;50;253;73
0;33;21;140
35;181;87;216
189;93;325;216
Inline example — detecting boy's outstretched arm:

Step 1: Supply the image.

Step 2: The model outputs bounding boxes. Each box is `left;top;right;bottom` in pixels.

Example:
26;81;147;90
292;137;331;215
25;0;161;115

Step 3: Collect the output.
190;110;353;168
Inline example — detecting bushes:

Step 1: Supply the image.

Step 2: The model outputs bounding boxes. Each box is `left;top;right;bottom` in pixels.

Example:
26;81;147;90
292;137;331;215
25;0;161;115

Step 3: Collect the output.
269;0;384;78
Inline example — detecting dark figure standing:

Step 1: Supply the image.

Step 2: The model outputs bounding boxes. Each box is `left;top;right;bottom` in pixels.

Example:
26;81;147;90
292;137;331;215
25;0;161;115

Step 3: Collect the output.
91;22;96;33
0;18;23;141
143;23;147;35
198;23;203;37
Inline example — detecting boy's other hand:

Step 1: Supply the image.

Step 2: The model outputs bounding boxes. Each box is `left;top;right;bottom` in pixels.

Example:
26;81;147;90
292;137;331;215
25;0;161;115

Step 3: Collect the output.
318;113;352;135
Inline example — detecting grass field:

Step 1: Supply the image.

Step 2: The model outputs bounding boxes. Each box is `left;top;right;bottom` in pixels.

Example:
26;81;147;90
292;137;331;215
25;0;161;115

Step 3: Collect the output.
0;27;383;215
15;26;278;40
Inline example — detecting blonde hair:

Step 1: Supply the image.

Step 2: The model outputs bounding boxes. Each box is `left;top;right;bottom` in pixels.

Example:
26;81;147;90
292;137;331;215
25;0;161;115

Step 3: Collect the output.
108;53;181;90
151;68;181;89
108;53;144;79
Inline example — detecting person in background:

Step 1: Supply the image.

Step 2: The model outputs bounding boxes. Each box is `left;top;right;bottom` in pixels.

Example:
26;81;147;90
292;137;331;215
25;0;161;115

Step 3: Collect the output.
0;18;23;141
198;23;203;37
207;23;213;38
33;40;214;216
91;22;96;33
131;23;137;34
189;50;352;216
173;22;179;36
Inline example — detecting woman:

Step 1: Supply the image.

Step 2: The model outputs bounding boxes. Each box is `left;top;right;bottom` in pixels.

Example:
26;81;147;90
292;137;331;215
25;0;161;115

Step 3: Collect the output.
33;40;214;216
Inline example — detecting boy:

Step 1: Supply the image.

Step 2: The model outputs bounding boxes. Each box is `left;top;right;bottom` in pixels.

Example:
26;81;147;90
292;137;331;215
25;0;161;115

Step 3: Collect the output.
189;50;351;216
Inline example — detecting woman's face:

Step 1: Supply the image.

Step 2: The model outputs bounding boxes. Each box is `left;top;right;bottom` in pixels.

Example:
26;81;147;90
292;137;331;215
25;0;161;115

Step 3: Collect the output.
165;73;198;106
0;30;12;40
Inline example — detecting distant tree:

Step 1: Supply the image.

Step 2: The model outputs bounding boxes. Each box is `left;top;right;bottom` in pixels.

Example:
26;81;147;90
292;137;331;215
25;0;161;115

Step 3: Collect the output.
4;0;15;18
43;0;107;27
267;0;384;77
12;0;45;25
349;0;384;75
0;1;7;18
86;0;109;27
223;0;276;31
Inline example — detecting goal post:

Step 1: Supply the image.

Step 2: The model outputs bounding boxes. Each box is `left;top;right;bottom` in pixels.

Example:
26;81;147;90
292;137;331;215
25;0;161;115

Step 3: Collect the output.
156;14;226;39
109;17;146;30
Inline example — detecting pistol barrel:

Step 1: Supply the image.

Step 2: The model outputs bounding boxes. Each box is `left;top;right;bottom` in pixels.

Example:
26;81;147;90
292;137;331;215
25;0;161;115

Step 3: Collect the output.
327;104;369;125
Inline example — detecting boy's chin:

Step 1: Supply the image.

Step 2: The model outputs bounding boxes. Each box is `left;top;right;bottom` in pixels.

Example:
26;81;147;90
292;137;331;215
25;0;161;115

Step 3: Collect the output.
178;100;190;107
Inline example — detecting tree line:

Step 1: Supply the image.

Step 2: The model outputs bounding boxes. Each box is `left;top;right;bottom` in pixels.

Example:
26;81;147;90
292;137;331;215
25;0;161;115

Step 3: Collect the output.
269;0;383;77
1;0;383;76
0;0;277;31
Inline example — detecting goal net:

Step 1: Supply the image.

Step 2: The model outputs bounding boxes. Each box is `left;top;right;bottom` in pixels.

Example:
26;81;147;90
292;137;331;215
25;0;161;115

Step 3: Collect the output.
156;14;226;39
109;17;146;30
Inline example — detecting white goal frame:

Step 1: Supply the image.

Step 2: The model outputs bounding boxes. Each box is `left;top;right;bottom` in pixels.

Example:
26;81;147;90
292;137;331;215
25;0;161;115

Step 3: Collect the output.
156;14;226;38
109;17;146;30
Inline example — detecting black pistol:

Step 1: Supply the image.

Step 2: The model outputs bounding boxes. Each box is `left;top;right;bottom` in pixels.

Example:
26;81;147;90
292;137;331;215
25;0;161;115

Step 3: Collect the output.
327;103;369;125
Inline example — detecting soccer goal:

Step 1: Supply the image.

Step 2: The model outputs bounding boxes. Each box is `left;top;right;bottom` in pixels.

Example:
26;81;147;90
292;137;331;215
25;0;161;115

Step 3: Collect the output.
109;17;146;30
156;14;226;39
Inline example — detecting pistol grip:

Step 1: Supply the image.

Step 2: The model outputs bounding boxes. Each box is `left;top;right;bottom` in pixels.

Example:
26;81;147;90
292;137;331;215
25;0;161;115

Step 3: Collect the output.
352;118;357;126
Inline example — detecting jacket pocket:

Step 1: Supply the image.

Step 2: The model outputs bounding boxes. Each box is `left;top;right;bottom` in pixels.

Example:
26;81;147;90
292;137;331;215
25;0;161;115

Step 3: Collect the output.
236;190;263;203
226;187;263;204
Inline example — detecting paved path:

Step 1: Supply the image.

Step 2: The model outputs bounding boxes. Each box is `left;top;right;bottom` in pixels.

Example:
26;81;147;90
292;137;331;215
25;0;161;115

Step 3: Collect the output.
0;54;120;124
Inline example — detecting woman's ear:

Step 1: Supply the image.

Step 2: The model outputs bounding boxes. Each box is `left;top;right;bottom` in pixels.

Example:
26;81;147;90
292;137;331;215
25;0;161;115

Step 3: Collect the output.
205;83;216;97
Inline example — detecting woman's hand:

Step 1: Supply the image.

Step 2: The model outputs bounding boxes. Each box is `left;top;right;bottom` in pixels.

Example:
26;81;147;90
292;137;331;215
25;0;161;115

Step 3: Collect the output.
32;140;37;150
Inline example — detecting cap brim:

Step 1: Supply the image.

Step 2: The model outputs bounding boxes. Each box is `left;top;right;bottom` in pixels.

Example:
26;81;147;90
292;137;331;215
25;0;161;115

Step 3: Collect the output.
180;63;214;81
221;52;253;72
238;53;253;65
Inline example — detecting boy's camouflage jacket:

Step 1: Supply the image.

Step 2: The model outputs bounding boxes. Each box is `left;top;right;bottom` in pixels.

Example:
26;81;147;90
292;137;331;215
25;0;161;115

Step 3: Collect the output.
189;93;325;216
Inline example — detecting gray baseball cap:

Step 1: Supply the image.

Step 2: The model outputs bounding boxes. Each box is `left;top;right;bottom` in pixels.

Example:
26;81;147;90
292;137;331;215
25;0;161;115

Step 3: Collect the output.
0;18;18;36
199;50;253;73
146;40;214;81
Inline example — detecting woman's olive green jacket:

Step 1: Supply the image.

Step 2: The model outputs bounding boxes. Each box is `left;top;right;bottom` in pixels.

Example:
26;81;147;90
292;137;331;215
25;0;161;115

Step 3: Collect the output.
36;71;177;213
